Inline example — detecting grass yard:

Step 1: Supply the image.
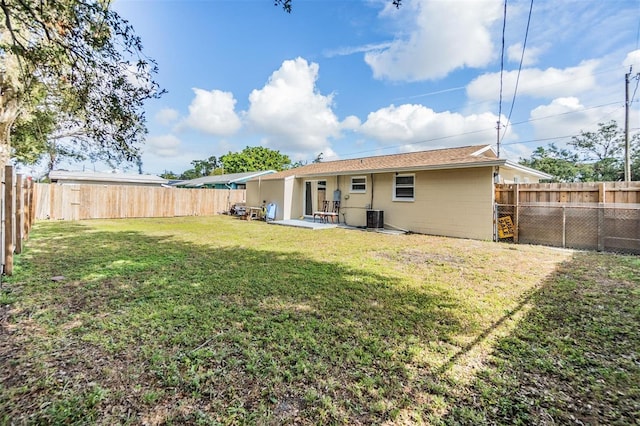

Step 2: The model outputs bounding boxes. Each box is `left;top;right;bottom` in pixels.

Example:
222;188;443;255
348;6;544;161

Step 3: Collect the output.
0;216;638;425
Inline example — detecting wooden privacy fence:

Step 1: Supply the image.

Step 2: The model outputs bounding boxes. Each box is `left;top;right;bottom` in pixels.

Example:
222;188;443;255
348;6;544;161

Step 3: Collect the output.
34;184;246;221
2;165;36;276
495;182;640;253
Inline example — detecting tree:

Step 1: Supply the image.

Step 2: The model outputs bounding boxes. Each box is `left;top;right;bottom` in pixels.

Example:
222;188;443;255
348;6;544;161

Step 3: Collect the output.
519;144;589;183
1;0;163;168
569;121;624;182
178;156;220;180
220;146;291;173
520;121;640;182
192;156;219;176
160;170;179;180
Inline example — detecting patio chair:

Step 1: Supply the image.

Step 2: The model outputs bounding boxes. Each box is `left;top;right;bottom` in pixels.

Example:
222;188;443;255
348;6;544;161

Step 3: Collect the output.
324;201;340;223
313;200;330;223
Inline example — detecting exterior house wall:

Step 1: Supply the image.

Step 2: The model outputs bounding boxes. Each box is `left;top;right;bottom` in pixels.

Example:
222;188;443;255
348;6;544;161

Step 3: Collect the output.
290;178;305;219
246;163;546;240
498;167;537;184
299;168;495;240
246;179;284;219
373;168;495;240
336;174;372;226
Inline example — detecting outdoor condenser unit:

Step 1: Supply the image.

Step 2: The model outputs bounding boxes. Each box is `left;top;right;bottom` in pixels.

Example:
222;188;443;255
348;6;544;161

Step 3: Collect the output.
366;210;384;229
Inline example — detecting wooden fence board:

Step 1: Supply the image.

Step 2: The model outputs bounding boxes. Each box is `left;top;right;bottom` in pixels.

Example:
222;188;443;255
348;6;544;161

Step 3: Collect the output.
496;182;640;206
33;184;245;221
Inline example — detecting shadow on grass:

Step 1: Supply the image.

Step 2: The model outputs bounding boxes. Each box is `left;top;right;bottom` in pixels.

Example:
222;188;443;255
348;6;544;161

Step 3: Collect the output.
3;221;473;424
441;251;640;425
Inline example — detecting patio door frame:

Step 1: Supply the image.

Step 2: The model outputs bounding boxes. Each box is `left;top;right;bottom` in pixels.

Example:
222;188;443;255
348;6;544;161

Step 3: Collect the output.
303;180;327;217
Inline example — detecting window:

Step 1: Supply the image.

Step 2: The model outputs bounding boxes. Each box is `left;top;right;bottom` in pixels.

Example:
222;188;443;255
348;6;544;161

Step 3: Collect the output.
350;176;366;193
393;174;414;201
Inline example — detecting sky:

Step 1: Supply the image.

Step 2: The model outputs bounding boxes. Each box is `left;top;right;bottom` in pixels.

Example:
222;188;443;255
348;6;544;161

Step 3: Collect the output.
69;0;640;175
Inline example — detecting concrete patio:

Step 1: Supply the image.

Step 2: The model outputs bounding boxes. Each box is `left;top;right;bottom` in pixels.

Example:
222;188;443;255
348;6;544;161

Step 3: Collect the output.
267;218;340;230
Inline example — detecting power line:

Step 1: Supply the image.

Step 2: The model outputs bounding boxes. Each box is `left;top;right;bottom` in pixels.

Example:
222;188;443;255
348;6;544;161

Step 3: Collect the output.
501;0;534;145
630;72;640;106
501;134;574;147
316;101;623;163
496;0;508;157
508;100;622;126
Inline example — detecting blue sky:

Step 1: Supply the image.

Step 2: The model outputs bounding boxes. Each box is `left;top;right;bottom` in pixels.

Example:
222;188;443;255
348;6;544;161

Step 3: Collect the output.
102;0;640;175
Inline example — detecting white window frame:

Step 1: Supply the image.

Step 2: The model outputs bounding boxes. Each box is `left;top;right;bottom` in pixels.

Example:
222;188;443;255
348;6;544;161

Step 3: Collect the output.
393;173;415;202
350;176;367;193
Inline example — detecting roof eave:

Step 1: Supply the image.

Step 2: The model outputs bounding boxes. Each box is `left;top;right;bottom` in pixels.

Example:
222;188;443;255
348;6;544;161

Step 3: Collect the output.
502;160;553;179
228;171;273;184
298;160;508;178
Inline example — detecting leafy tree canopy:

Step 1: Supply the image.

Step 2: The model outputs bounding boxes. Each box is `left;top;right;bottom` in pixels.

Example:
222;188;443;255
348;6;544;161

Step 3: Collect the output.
520;121;640;182
1;0;163;169
177;156;220;180
220;146;292;173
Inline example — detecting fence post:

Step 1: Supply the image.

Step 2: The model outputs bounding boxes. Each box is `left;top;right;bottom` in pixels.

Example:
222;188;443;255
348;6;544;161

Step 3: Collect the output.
597;182;605;251
514;183;519;243
25;177;33;238
15;174;23;254
4;165;14;275
562;205;566;248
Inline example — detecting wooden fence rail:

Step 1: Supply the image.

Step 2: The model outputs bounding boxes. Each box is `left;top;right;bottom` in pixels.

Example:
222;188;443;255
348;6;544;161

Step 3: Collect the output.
34;183;246;220
495;181;640;205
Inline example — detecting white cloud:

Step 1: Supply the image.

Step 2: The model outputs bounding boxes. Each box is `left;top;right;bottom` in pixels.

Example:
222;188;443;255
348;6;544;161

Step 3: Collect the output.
467;60;599;102
623;49;640;68
358;104;511;148
144;134;182;157
182;88;241;136
529;97;623;141
341;115;361;131
507;42;546;67
323;42;393;58
246;57;340;158
155;108;180;126
364;0;502;81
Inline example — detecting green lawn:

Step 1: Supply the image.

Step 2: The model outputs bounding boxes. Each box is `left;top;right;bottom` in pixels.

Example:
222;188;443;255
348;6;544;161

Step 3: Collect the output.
1;216;638;424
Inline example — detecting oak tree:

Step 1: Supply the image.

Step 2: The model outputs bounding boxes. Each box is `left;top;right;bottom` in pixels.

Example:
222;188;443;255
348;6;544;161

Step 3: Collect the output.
0;0;163;168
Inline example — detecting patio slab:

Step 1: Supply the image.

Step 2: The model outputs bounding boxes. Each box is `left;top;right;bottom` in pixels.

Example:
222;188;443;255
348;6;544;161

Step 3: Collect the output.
268;219;338;230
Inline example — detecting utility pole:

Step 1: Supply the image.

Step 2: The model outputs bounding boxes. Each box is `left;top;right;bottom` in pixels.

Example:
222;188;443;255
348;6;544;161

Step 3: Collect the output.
625;68;631;182
496;120;501;158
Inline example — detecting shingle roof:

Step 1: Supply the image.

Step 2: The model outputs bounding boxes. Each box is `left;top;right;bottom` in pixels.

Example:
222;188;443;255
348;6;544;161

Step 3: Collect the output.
257;145;505;180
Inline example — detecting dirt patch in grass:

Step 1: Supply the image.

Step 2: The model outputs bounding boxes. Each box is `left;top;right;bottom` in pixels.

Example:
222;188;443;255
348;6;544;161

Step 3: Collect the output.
373;249;466;267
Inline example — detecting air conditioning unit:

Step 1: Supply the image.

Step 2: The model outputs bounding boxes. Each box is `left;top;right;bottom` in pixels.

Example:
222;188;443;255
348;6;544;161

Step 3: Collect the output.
366;210;384;229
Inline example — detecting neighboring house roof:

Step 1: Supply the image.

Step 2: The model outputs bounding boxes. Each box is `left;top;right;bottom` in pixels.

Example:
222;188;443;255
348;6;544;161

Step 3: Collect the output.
49;170;168;185
176;170;276;188
255;145;551;180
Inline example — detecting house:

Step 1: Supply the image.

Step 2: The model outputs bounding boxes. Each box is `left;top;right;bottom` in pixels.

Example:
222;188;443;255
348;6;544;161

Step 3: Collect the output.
173;170;276;189
49;170;168;187
245;145;551;240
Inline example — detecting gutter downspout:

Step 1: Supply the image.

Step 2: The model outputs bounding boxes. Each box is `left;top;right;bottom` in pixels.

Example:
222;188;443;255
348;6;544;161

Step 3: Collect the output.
370;173;374;209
